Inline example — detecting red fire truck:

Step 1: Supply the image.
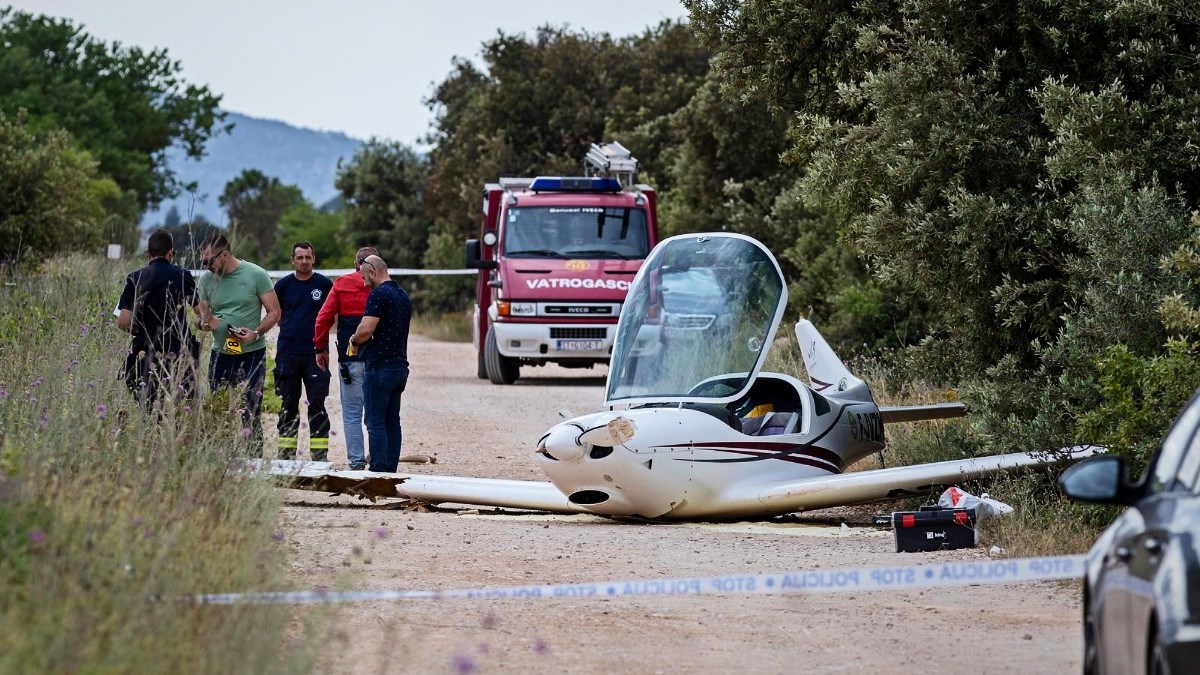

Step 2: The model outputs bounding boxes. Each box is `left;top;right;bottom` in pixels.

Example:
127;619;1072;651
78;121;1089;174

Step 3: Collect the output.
464;142;659;384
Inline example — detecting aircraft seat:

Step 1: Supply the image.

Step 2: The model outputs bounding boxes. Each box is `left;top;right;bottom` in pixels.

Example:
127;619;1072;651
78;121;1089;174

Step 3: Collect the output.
757;411;799;436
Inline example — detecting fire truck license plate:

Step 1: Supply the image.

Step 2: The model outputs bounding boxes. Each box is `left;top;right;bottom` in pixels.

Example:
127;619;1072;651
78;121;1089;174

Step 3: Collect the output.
557;339;604;351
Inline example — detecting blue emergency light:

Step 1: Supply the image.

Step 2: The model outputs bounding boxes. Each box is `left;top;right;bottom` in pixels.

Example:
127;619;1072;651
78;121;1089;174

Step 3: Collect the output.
529;176;623;192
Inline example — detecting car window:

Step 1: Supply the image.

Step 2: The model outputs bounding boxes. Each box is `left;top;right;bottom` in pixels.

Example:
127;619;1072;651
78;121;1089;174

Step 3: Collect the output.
1150;393;1200;493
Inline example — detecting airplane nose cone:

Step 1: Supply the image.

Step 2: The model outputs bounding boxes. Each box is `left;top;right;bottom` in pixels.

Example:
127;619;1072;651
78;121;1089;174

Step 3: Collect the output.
542;424;585;462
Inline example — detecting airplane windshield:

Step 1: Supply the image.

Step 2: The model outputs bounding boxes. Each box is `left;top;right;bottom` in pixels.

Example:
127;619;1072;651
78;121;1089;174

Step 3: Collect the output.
606;234;787;405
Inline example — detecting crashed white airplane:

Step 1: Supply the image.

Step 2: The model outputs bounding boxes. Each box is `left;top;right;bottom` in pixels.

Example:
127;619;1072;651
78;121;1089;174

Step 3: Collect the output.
274;233;1098;519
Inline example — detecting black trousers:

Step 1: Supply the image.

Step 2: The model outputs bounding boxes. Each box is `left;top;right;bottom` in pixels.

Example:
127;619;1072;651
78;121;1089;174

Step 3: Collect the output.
274;352;331;460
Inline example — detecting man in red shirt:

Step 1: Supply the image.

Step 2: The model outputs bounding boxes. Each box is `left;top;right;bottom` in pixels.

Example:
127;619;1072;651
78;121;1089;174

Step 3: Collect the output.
314;246;376;470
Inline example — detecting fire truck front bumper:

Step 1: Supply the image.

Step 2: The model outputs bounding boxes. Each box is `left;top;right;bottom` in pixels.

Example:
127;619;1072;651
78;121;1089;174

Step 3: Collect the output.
492;322;615;360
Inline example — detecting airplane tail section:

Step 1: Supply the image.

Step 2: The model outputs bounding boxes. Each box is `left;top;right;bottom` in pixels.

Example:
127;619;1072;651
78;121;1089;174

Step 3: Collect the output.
795;319;865;394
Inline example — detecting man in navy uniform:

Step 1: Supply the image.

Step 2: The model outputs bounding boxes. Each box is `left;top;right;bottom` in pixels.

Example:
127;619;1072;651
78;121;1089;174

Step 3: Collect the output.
273;242;334;460
116;228;202;409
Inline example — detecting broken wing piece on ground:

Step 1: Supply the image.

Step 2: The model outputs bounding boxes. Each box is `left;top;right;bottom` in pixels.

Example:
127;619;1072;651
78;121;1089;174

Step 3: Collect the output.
262;459;586;512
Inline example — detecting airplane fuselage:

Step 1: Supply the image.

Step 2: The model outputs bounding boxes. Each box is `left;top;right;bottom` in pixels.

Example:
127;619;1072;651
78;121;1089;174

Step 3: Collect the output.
535;375;886;519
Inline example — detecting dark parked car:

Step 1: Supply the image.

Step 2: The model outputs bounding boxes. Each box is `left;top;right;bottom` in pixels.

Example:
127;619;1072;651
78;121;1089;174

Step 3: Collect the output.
1059;388;1200;674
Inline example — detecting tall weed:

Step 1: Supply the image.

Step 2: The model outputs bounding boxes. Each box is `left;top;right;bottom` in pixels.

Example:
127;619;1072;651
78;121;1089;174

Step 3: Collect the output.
0;257;317;673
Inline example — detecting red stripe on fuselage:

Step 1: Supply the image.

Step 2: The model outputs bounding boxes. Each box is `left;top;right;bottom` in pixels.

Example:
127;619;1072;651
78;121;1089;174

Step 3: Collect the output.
693;447;843;473
655;441;843;468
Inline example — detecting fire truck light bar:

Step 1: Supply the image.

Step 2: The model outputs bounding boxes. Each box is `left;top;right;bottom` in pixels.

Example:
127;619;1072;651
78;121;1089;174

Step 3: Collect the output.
529;176;623;192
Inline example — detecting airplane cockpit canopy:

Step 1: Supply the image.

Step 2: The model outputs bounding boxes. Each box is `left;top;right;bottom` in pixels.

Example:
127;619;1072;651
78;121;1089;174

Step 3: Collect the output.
605;233;787;407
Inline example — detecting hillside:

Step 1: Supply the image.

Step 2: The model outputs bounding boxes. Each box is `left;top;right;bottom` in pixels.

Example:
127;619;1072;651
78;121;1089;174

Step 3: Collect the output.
143;111;362;227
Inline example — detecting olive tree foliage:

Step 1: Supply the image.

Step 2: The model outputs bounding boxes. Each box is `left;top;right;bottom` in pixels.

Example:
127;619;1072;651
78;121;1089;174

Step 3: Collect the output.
0;9;227;213
686;0;1200;449
424;22;710;247
0;111;116;263
1161;213;1200;337
334;140;428;269
218;169;305;263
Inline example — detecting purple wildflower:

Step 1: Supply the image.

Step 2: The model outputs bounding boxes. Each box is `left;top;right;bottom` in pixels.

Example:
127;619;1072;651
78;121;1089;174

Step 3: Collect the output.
79;324;90;337
533;639;548;655
374;527;389;540
28;529;46;546
241;427;252;439
183;405;192;413
96;403;107;417
272;531;285;543
452;654;476;674
0;389;8;399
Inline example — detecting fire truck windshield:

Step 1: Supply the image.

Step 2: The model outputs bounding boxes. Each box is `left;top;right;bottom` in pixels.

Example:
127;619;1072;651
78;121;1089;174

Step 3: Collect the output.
504;206;650;260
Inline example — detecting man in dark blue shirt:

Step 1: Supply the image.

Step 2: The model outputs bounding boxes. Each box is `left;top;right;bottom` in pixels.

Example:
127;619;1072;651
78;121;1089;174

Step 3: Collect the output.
116;229;201;409
273;242;334;460
348;254;412;473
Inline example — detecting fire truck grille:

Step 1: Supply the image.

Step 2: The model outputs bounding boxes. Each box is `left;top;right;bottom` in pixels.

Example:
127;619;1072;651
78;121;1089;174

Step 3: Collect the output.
550;327;608;340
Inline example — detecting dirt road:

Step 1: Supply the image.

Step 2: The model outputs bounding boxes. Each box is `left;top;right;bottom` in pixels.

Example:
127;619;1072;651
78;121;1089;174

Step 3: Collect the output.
280;335;1082;674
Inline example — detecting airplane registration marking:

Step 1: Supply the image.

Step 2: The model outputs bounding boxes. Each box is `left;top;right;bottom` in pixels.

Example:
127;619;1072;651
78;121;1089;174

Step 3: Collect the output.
847;410;884;444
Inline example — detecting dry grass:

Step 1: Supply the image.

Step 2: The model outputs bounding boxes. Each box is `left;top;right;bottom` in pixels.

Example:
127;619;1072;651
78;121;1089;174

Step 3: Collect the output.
0;257;321;673
412;309;473;343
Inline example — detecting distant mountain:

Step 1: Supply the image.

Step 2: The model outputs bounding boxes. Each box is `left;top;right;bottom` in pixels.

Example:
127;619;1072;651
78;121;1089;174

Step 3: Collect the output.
142;111;362;227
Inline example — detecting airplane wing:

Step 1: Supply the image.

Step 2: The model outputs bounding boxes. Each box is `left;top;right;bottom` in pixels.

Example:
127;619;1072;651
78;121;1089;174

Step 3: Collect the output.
261;459;586;513
879;402;967;423
396;474;587;514
716;446;1105;517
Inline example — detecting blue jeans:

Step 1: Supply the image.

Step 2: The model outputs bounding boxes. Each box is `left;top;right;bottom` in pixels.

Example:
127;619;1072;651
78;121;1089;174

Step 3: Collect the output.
208;349;266;456
340;361;366;469
363;361;408;473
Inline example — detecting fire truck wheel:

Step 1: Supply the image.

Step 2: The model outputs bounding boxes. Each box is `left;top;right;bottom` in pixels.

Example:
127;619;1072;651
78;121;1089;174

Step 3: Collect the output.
485;326;520;384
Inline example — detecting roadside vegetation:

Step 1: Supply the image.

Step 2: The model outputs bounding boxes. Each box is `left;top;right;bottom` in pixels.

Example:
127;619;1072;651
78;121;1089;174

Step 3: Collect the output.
3;0;1200;633
0;260;317;672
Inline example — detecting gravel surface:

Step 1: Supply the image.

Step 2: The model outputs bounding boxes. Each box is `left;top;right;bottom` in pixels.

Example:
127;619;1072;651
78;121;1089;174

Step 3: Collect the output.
278;335;1083;674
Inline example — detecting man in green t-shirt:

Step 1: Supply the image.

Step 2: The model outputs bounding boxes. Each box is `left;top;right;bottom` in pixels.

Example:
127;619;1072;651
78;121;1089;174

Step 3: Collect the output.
196;234;281;455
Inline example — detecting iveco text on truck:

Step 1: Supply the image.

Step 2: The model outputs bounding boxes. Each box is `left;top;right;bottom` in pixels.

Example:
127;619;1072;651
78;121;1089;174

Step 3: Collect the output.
464;142;659;384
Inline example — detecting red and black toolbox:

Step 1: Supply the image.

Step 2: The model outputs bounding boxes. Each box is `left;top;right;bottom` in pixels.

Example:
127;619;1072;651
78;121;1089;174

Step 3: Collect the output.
891;506;977;552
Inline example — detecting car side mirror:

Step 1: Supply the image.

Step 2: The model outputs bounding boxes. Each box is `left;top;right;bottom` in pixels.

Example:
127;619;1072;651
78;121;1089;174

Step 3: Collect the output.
1058;456;1140;506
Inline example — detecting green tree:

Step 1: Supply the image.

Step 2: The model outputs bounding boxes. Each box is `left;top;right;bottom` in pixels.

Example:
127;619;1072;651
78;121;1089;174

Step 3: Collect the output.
334;140;428;268
687;0;1200;451
219;169;304;262
0;111;111;262
424;22;709;252
271;202;349;269
0;9;228;212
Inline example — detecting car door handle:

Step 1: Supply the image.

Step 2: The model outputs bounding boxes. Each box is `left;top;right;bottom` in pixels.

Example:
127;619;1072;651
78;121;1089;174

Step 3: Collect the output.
1114;546;1133;561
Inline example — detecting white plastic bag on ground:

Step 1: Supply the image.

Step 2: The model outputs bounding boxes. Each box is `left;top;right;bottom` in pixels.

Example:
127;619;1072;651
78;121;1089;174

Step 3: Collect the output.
938;486;1014;522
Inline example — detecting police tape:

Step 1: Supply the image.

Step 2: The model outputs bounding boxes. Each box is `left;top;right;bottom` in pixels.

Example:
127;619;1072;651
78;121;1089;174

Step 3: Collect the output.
192;554;1084;605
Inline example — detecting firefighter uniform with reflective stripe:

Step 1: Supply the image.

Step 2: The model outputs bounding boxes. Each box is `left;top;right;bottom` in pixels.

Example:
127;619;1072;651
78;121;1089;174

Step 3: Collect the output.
273;271;333;460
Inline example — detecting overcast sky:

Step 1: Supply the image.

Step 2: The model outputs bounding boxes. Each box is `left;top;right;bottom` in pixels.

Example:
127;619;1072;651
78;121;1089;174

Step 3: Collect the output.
9;0;690;146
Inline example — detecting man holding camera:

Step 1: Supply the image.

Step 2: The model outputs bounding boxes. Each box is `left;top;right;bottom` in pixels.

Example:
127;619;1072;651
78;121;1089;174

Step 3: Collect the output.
313;246;376;470
196;234;280;456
